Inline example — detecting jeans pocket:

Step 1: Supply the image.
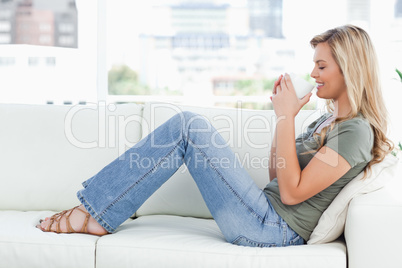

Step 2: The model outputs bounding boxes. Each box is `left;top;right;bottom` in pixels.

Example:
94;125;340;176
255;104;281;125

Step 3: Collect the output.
289;233;305;246
232;236;277;248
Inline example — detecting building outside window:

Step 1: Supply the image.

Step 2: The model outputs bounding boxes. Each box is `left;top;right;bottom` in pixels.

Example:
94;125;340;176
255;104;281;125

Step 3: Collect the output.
396;0;402;17
0;0;97;105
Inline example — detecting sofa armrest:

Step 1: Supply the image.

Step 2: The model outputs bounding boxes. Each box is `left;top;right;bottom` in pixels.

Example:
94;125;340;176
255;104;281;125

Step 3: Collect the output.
345;182;402;268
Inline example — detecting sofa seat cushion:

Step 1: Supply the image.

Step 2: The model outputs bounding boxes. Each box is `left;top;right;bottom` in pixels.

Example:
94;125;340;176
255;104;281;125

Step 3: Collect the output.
0;211;99;268
96;215;346;268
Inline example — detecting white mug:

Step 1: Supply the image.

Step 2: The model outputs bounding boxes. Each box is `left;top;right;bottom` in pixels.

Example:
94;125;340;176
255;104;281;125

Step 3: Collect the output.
288;73;315;99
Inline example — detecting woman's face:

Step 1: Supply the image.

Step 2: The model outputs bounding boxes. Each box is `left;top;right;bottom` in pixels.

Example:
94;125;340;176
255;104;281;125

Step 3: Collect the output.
311;42;347;101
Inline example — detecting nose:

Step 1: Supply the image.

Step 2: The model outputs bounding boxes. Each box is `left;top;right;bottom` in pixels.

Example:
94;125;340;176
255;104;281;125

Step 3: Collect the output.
310;66;319;79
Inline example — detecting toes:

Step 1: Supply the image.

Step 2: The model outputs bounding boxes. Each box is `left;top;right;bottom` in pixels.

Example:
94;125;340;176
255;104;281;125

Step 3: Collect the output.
36;223;44;231
40;219;50;231
41;217;51;227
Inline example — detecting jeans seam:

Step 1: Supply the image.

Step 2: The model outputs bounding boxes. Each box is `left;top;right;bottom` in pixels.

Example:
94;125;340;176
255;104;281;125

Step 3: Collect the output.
282;223;287;247
77;191;115;233
289;234;303;245
99;140;182;218
189;137;265;224
232;235;277;248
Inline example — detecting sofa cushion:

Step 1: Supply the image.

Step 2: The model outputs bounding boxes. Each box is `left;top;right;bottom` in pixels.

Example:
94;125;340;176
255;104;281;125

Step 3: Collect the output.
136;102;319;218
96;215;347;268
308;154;399;244
0;210;99;268
0;103;143;211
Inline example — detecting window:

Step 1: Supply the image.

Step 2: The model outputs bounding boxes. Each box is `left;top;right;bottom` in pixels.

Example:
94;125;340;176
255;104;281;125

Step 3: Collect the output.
39;34;52;44
0;21;11;31
2;0;402;116
28;57;39;66
0;10;12;19
58;23;74;33
0;33;11;43
58;35;74;45
104;0;402;112
0;57;15;66
39;23;52;32
106;0;283;109
27;57;56;67
0;0;97;105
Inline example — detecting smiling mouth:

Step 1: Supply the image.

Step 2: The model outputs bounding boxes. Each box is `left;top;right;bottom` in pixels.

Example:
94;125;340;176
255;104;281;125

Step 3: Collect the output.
316;83;324;89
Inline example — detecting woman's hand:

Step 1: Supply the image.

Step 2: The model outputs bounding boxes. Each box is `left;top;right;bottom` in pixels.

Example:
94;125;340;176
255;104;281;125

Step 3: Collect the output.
270;73;312;118
272;74;283;96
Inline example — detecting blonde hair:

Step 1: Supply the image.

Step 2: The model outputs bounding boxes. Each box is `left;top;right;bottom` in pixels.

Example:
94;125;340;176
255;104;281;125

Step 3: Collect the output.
309;25;393;179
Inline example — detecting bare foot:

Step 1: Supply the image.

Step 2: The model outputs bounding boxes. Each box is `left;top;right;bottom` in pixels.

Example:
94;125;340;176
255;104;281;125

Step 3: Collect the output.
37;205;109;236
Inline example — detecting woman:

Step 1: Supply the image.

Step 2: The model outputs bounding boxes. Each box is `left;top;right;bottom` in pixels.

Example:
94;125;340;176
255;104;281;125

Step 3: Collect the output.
37;25;393;247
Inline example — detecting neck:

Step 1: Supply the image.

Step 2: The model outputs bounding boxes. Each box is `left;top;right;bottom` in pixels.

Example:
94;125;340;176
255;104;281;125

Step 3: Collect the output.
333;88;352;117
332;97;352;118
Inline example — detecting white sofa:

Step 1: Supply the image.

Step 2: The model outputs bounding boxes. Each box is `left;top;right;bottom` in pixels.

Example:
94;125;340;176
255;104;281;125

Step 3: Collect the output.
1;102;401;268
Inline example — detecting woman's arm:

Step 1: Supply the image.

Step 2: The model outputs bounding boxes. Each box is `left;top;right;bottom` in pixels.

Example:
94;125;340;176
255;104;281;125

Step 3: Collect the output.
268;75;283;182
276;117;351;205
268;129;277;182
272;74;351;205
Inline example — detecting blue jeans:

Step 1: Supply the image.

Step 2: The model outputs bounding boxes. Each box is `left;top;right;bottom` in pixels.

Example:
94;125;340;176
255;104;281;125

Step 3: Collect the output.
77;112;304;247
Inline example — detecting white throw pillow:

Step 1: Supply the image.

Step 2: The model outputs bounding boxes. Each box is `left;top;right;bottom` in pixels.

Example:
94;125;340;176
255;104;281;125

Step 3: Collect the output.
308;154;399;244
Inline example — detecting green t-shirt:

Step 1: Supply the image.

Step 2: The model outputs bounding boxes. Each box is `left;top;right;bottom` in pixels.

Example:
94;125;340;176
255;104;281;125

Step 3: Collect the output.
264;113;374;241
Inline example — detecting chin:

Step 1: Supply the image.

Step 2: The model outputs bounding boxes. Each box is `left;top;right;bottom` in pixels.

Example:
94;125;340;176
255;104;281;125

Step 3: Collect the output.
316;91;325;99
316;91;332;100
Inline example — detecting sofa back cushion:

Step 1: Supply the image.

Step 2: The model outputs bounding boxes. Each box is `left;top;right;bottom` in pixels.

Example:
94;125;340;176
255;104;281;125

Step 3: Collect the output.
0;103;143;211
136;102;319;218
308;153;399;244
